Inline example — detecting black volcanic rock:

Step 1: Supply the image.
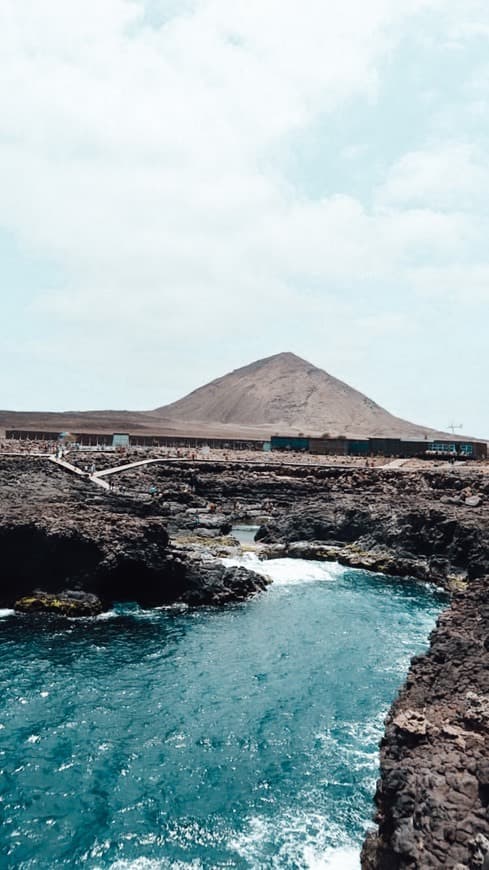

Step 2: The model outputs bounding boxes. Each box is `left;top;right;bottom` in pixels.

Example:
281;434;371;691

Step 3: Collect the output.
15;589;103;617
105;457;489;587
361;577;489;869
254;484;489;588
0;458;266;611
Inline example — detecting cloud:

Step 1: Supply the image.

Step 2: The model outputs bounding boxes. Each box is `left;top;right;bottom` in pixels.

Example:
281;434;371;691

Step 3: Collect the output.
0;1;444;266
1;0;489;434
377;144;489;211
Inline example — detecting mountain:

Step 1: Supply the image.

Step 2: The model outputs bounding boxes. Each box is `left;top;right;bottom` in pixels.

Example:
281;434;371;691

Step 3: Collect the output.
0;352;470;441
154;352;448;439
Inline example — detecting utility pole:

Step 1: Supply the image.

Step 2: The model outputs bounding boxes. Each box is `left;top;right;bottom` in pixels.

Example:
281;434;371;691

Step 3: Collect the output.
448;422;463;435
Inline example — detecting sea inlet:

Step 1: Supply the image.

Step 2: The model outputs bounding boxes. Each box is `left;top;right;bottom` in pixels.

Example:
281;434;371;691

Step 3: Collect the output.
0;554;446;869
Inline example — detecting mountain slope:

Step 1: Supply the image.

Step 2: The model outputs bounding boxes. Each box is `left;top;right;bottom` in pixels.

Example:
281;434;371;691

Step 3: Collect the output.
154;352;445;439
0;352;471;441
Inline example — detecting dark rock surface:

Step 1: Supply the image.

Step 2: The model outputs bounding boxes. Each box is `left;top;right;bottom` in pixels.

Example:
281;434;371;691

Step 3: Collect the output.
229;466;489;589
361;577;489;869
3;454;488;604
255;501;489;590
15;589;104;617
0;458;266;611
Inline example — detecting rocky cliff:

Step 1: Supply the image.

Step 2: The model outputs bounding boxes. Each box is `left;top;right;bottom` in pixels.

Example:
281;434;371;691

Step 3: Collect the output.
0;458;267;613
361;578;489;869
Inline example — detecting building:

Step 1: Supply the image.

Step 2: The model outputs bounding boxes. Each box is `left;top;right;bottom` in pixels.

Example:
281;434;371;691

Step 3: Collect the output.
4;429;487;460
270;433;487;460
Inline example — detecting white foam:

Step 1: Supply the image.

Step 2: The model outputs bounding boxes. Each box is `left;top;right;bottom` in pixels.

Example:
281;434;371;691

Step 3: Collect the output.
316;845;360;869
229;812;360;869
222;553;343;586
105;860;202;870
105;861;164;870
289;841;360;869
0;609;14;618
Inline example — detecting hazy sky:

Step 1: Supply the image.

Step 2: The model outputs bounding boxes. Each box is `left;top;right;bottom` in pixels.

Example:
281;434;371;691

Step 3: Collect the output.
1;0;489;437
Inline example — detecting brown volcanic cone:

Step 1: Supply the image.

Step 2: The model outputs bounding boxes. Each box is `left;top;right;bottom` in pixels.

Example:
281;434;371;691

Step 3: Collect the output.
154;352;440;439
0;352;466;440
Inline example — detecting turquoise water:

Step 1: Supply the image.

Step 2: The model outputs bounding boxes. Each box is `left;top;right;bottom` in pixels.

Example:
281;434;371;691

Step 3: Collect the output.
0;558;446;869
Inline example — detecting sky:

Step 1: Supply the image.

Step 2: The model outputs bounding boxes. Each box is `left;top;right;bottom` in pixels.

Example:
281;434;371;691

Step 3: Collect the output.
1;0;489;438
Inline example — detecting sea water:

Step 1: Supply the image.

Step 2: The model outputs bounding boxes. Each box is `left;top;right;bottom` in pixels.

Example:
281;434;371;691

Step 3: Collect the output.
0;557;446;869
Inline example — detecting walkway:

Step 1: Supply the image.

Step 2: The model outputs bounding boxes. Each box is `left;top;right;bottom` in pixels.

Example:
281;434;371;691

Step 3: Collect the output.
92;458;163;479
380;458;412;470
49;455;110;490
67;455;417;481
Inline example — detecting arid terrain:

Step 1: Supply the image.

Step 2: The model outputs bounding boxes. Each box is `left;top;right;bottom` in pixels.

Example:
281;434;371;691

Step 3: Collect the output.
0;353;474;441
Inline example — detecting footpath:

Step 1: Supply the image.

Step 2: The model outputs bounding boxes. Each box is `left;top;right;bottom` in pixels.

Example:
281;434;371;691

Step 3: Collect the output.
49;455;110;490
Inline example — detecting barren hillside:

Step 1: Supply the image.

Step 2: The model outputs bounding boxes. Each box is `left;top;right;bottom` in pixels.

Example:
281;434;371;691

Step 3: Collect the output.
0;352;471;441
155;352;449;439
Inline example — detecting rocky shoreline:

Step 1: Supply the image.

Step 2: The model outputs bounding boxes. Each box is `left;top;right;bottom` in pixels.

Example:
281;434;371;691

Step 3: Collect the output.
361;577;489;869
0;457;268;613
1;454;489;866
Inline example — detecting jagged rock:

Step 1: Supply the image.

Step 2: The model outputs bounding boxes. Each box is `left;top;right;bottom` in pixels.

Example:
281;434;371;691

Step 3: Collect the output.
176;558;270;605
362;577;489;868
469;833;489;868
464;692;489;729
391;821;419;859
15;589;103;616
392;709;432;740
0;458;265;610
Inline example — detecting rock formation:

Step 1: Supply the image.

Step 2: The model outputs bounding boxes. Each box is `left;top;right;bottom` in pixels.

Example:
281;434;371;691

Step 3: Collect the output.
0;458;267;614
361;578;489;869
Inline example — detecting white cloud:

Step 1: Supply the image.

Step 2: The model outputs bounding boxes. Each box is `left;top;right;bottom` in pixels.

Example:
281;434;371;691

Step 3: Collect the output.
0;0;444;264
377;144;489;211
0;0;489;432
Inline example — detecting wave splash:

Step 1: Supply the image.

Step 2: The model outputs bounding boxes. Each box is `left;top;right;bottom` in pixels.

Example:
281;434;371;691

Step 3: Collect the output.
103;844;359;869
222;552;344;586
